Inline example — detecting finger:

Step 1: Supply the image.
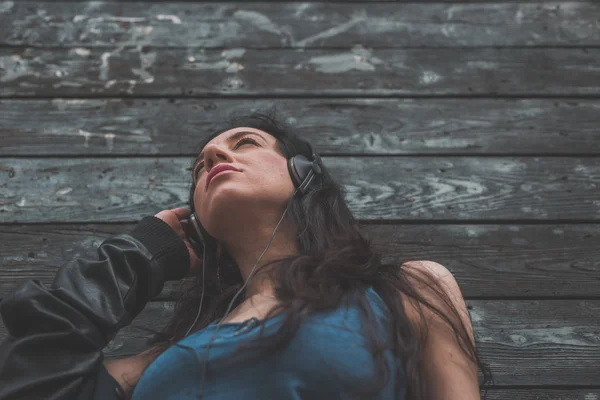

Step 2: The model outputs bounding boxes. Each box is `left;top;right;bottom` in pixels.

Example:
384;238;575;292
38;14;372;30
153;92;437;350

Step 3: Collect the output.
180;219;190;232
171;207;191;219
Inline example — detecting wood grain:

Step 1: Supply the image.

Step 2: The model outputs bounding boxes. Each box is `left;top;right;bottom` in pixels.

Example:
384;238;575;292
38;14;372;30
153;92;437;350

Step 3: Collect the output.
2;48;599;97
1;223;598;299
483;391;600;400
2;157;598;223
1;2;597;48
23;0;558;2
1;0;598;395
2;98;599;156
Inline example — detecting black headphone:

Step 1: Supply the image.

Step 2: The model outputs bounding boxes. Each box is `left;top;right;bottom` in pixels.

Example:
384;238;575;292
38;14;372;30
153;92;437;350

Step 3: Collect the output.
186;143;324;272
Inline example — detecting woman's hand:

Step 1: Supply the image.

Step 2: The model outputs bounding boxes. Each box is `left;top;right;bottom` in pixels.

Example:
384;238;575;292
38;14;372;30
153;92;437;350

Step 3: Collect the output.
154;207;201;274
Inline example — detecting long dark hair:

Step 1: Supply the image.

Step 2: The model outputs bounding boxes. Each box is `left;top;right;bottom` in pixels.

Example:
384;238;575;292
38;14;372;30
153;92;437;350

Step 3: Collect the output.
132;107;494;399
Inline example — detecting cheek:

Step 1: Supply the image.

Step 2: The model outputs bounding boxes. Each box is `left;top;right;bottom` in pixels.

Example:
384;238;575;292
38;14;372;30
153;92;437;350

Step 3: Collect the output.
280;166;296;194
276;160;292;184
258;158;293;191
192;185;202;210
260;155;287;177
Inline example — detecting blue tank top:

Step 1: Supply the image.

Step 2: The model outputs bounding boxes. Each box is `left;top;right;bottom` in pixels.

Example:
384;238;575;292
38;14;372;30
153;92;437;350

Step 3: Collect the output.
131;287;406;399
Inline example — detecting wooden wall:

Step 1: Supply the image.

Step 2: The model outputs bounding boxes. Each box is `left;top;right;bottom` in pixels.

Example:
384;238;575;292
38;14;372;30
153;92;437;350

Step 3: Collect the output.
1;1;599;399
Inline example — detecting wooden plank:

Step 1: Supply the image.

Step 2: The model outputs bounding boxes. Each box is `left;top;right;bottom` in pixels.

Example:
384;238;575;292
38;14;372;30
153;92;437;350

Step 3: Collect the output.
2;98;599;156
30;0;555;2
1;157;599;223
0;223;598;299
0;0;564;3
2;2;598;48
1;156;599;223
2;300;598;386
483;391;600;400
2;48;599;97
469;300;600;385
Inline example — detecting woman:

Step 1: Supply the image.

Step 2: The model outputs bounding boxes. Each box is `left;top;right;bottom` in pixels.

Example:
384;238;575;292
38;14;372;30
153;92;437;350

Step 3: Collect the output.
0;109;492;399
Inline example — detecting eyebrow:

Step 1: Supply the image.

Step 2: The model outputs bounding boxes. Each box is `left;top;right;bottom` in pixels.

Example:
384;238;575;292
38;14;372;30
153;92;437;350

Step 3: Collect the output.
192;131;267;171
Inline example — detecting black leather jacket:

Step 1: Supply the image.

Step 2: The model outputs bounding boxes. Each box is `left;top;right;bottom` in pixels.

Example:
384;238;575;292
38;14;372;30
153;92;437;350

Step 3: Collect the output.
0;216;191;400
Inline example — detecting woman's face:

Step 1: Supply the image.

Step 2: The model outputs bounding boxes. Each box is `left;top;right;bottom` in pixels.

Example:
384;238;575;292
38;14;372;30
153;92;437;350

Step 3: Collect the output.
191;127;295;236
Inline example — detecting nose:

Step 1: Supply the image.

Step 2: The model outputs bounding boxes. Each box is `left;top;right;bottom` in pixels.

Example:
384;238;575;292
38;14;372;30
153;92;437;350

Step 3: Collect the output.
202;143;233;172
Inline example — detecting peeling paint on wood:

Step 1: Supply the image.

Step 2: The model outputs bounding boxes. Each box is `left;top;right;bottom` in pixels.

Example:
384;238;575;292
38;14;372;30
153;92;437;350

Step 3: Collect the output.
0;1;13;13
1;1;599;395
1;157;599;222
300;44;384;73
1;99;599;156
2;48;599;96
1;2;599;47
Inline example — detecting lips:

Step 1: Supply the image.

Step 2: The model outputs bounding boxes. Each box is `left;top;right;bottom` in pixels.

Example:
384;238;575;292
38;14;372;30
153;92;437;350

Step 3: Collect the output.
205;165;240;190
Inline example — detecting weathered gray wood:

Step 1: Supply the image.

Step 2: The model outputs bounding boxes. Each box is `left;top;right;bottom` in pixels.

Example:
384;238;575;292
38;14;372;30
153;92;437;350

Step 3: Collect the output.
2;300;598;386
2;157;599;223
1;224;598;299
0;0;596;396
2;2;597;48
469;300;600;385
483;391;600;400
2;98;599;156
32;0;554;2
2;48;599;97
0;0;563;3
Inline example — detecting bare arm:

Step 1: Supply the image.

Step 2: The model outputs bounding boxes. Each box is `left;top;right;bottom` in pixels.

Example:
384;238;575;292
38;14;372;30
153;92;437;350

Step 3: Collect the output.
402;261;481;400
103;346;162;397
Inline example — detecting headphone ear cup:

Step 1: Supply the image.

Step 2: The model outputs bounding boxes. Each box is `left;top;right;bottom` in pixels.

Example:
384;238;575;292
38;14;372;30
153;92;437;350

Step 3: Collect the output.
288;154;321;195
288;155;312;186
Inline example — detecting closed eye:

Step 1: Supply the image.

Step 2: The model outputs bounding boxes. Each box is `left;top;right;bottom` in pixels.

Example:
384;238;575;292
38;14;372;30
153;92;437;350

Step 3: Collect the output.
193;137;259;182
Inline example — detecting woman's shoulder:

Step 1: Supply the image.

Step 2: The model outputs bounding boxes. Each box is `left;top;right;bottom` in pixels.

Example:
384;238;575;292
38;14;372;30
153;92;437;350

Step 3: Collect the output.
401;260;453;279
397;260;467;330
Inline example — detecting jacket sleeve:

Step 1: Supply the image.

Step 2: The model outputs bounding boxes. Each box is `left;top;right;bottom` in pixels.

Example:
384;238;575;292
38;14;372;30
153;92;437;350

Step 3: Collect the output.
0;216;190;400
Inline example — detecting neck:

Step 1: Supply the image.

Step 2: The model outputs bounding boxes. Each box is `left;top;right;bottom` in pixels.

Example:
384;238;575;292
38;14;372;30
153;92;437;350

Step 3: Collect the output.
219;222;299;300
242;276;278;300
